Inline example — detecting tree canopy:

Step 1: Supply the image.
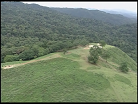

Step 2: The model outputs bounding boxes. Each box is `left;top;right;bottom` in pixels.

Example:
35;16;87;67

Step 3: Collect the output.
119;62;129;73
1;2;137;63
88;45;102;64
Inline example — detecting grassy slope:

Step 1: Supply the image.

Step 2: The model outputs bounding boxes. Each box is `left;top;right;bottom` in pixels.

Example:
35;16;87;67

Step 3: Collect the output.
103;45;137;71
1;44;137;102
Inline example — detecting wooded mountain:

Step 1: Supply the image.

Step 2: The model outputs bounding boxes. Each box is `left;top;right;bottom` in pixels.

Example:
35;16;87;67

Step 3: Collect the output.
1;2;137;62
101;9;137;19
51;7;136;25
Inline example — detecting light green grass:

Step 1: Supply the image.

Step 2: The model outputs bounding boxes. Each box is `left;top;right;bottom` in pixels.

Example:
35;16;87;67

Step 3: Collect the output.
1;60;29;67
1;58;115;102
102;45;137;71
1;52;58;67
1;44;137;102
114;74;132;86
61;53;81;59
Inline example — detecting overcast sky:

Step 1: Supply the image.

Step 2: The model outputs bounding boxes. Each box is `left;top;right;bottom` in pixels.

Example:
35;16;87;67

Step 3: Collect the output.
22;2;137;13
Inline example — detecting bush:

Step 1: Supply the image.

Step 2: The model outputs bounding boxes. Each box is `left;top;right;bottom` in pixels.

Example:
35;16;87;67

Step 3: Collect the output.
13;55;19;61
4;55;14;62
88;55;98;64
88;45;102;64
119;62;129;73
19;49;35;60
19;59;23;61
101;52;111;62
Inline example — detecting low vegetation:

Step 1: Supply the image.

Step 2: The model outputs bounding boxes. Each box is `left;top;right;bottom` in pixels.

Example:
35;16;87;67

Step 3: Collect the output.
1;2;137;102
1;44;137;102
119;62;129;73
1;2;137;63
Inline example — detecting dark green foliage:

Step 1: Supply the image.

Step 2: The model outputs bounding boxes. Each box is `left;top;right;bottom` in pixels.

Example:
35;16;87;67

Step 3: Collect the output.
4;55;14;62
1;2;137;63
3;54;19;62
88;45;102;64
19;49;35;60
88;55;99;64
52;8;136;25
119;62;129;73
63;48;67;55
99;40;106;47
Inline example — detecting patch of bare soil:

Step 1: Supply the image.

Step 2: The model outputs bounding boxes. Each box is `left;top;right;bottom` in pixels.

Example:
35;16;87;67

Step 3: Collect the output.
3;65;15;69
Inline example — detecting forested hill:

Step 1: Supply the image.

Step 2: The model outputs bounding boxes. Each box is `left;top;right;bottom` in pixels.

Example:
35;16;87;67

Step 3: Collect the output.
1;2;137;62
51;8;136;25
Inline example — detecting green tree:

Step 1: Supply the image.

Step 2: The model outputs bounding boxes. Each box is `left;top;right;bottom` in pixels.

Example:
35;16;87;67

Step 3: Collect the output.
37;47;45;57
44;48;50;55
63;48;67;55
102;52;111;62
119;62;129;73
32;45;39;56
88;55;99;64
88;45;102;64
99;40;106;47
19;49;35;60
4;55;14;62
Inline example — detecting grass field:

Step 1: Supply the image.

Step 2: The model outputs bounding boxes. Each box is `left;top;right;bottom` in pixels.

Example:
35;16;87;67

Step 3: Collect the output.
1;44;137;102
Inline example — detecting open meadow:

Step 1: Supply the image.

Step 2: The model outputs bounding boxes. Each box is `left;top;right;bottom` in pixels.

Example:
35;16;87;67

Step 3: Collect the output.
1;44;137;102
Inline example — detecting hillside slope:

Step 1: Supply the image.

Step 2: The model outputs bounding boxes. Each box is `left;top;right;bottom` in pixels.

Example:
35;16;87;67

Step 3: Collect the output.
51;8;136;25
1;2;137;63
101;9;137;19
1;44;137;102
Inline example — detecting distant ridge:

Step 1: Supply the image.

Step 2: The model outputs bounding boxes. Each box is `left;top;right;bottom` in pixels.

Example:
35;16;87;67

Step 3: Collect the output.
51;7;136;25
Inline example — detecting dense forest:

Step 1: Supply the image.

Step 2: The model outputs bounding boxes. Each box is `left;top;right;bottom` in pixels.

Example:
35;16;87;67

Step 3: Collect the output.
1;2;137;63
51;8;136;25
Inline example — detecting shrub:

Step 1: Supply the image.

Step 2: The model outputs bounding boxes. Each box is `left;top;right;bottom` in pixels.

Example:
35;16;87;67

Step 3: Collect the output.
88;45;102;64
119;62;129;73
4;55;14;62
19;49;35;60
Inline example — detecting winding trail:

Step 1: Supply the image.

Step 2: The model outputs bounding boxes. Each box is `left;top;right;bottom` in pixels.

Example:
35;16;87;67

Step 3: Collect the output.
2;53;61;69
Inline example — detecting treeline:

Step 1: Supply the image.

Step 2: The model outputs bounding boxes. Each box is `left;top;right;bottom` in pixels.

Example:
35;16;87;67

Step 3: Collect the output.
1;2;137;62
1;35;89;62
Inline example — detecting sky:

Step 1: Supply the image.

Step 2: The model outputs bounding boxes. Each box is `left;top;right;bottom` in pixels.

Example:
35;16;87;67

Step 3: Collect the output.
22;2;137;13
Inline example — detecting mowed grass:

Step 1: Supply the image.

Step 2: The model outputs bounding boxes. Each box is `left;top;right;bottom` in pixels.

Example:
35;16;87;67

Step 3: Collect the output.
1;44;137;102
1;57;114;102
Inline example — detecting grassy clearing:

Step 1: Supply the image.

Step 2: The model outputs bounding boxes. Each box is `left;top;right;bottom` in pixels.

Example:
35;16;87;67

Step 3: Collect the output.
1;57;115;102
1;53;60;69
1;44;137;102
114;74;132;86
1;60;29;67
110;73;137;102
102;45;137;71
1;53;53;67
61;53;81;59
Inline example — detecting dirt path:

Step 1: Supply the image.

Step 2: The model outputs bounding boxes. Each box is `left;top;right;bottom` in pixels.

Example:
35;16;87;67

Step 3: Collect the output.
2;53;61;69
